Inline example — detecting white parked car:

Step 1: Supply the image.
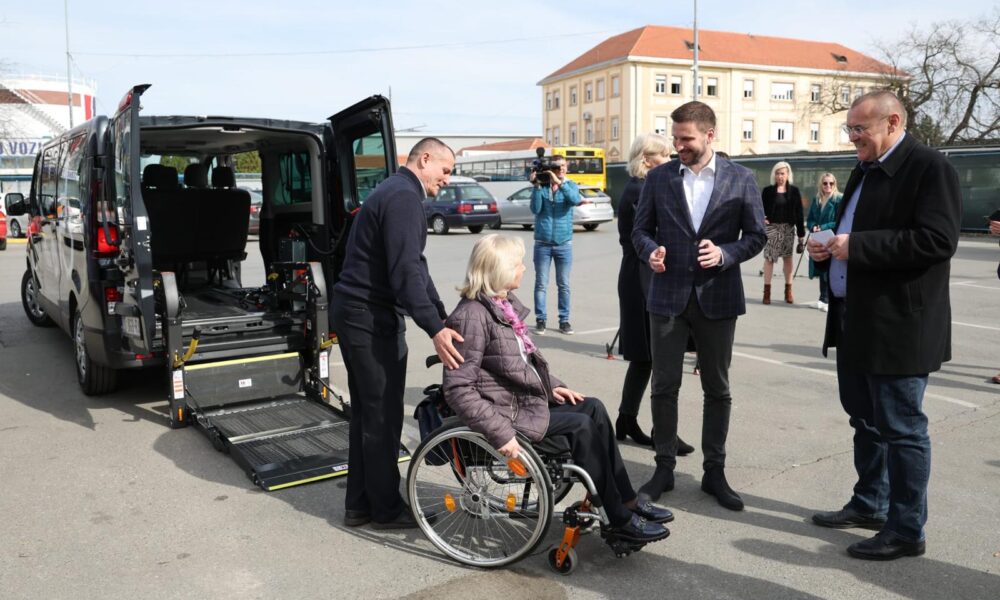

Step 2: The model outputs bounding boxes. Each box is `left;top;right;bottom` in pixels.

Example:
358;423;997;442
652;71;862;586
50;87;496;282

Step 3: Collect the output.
491;185;613;231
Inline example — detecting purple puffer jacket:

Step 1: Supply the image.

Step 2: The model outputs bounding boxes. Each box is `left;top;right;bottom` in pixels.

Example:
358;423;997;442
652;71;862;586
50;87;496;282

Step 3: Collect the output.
442;292;565;449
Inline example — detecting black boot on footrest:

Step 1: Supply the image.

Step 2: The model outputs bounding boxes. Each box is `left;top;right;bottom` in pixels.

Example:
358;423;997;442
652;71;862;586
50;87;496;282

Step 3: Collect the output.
603;513;670;544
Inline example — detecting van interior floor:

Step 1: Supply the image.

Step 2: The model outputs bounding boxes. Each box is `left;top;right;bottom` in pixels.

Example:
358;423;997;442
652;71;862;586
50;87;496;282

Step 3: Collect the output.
180;287;267;320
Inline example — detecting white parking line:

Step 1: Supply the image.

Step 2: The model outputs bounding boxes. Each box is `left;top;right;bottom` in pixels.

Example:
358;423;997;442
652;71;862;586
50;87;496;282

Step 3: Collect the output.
572;326;620;336
952;281;1000;291
953;321;1000;332
732;351;978;408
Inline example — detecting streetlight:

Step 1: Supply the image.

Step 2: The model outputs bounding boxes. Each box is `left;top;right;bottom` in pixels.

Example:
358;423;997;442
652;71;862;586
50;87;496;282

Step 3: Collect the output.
692;0;699;101
65;0;73;128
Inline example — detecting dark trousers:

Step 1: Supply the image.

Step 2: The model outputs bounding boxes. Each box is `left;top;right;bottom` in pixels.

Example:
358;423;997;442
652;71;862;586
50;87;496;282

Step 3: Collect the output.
331;295;408;522
649;293;736;471
546;399;636;526
830;298;930;542
619;361;652;417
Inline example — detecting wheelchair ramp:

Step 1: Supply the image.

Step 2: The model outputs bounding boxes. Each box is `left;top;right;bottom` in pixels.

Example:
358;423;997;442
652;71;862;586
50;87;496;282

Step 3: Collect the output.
201;397;408;491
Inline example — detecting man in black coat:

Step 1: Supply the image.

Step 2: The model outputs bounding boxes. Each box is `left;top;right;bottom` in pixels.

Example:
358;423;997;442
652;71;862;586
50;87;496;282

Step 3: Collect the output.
332;137;464;529
808;91;961;560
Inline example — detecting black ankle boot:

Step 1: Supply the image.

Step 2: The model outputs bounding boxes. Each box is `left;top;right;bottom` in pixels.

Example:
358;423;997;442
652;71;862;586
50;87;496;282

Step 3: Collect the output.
676;436;695;456
638;466;674;501
615;414;653;446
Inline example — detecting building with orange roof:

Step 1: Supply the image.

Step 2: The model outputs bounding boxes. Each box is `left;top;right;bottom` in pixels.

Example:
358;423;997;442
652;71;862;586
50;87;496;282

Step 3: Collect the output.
538;25;897;160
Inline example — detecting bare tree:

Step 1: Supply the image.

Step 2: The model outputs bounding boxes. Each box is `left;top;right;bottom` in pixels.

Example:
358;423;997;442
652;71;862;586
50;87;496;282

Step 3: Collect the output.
874;10;1000;145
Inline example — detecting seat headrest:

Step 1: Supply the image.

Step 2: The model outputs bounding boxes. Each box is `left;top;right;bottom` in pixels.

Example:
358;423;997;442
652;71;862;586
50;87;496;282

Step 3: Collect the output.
211;166;236;189
142;164;179;190
184;163;208;188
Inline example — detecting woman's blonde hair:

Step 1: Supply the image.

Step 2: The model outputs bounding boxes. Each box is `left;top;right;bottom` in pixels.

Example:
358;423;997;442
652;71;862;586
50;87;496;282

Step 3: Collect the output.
458;234;526;299
627;133;671;178
815;172;839;203
769;161;794;185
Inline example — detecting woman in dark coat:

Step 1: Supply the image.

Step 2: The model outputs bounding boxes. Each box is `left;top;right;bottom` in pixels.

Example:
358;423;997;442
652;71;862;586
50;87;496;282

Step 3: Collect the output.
760;161;805;304
443;234;671;544
615;133;693;454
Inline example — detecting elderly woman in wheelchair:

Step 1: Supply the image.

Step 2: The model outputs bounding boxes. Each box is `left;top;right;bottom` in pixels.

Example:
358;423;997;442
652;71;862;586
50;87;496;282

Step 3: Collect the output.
406;234;671;573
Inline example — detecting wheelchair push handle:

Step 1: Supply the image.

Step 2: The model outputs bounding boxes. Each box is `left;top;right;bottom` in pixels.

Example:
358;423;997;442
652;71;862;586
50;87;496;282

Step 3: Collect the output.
426;355;443;368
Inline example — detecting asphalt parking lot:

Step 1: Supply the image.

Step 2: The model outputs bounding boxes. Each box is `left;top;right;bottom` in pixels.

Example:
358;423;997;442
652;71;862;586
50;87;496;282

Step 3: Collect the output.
1;228;998;600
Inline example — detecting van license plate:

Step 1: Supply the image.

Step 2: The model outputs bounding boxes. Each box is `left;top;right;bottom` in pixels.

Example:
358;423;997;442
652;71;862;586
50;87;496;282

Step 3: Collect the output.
473;204;488;211
123;316;141;337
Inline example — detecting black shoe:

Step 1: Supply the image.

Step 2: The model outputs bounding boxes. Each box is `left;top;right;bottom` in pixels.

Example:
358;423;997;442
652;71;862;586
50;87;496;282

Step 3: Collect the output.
371;506;422;530
811;507;887;530
847;531;926;561
559;321;574;335
637;466;674;501
676;436;695;456
604;513;670;543
632;499;674;524
535;319;546;335
701;467;744;511
615;414;653;446
343;509;371;527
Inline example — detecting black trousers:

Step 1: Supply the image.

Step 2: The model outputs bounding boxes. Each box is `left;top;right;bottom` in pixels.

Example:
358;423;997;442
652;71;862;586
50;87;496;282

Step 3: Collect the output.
546;399;636;526
331;295;408;522
649;293;736;471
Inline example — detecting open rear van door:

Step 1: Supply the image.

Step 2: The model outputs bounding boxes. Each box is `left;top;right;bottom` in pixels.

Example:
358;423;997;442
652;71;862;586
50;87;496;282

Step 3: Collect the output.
326;95;397;222
110;84;156;354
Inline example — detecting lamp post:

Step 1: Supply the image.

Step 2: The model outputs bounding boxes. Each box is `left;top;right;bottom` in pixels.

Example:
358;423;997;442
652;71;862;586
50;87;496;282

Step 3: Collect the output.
64;0;73;128
692;0;699;101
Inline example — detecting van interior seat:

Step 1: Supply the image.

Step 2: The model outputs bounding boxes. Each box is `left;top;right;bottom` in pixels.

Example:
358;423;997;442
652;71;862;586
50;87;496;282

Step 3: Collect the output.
142;164;198;268
197;166;251;262
184;163;209;188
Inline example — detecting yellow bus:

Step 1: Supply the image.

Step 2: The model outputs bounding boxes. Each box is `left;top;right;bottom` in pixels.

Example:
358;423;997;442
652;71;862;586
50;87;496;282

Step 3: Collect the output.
454;145;607;194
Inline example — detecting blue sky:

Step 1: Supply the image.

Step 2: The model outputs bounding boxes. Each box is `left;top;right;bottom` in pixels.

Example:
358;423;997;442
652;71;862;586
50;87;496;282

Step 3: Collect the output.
2;1;996;133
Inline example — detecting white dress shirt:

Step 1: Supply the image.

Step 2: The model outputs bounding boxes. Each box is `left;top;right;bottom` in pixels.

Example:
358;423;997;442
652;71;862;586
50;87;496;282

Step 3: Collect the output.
678;151;717;233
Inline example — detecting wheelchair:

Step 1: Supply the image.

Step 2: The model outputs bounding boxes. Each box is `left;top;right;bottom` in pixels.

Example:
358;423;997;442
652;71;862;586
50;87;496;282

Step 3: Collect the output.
406;415;650;574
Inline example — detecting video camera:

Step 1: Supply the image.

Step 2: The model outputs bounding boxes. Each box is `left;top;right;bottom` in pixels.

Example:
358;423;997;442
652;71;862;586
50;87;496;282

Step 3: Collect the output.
531;148;561;186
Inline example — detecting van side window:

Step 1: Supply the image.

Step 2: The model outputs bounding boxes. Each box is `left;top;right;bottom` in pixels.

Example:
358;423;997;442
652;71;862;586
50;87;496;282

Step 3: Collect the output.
274;152;311;207
39;145;62;217
59;135;87;219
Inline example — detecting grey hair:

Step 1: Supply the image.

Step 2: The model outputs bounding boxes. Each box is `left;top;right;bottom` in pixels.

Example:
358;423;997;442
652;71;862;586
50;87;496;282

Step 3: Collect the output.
770;161;793;185
627;133;671;178
852;90;908;128
458;234;526;300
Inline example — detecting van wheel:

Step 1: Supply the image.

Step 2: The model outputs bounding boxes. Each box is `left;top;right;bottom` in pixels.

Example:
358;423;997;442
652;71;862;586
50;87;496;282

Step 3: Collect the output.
431;215;449;235
74;309;118;395
468;225;484;234
583;224;599;231
21;270;53;326
10;220;22;238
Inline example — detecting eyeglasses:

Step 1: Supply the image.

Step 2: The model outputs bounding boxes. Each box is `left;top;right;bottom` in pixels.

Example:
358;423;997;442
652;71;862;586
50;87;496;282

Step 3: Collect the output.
841;116;889;137
821;181;835;186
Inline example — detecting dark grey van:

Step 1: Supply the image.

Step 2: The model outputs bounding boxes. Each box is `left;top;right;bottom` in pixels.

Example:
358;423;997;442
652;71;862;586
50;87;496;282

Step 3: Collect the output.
20;84;399;490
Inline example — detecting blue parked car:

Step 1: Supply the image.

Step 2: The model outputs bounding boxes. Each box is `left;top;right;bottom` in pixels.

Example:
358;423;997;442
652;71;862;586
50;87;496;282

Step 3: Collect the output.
423;177;500;234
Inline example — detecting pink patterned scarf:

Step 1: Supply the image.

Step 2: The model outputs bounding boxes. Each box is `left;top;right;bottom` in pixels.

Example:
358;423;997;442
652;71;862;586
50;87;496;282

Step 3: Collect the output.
492;297;537;355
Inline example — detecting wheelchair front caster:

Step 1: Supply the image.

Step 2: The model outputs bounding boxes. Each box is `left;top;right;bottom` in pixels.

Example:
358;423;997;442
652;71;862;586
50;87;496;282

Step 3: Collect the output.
547;545;578;575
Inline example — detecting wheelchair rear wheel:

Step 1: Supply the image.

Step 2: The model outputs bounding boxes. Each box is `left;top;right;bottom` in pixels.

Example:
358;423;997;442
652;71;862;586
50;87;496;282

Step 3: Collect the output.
407;426;553;568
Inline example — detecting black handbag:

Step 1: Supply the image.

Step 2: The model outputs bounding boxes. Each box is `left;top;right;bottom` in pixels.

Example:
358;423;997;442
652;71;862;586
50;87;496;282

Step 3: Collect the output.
413;384;454;465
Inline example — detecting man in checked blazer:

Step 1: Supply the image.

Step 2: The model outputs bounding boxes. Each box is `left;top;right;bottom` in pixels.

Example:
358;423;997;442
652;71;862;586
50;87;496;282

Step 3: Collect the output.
632;101;766;511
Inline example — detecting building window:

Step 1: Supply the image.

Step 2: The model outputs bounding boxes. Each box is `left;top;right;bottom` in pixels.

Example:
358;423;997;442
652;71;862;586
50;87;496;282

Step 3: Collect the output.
569;86;577;106
595;118;605;142
854;86;864;100
743;79;755;99
596;78;605;101
811;84;822;103
546;92;552;111
553;90;560;109
611;75;620;97
545;128;551;144
611;117;620;140
670;75;682;95
840;85;851;104
655;75;666;94
771;121;794;142
584;82;593;103
585;122;593;143
654;116;668;136
706;77;718;97
552;126;560;145
770;82;794;101
839;124;850;144
569;123;577;145
742;120;754;141
810;122;820;143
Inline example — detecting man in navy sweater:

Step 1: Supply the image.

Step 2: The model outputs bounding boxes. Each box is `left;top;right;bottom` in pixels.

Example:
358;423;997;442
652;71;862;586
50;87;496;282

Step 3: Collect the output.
332;138;464;529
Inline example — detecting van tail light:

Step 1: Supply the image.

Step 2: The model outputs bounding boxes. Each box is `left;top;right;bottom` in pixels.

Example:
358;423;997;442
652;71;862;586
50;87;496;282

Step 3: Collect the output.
95;222;120;255
91;189;121;257
104;287;123;315
456;203;472;214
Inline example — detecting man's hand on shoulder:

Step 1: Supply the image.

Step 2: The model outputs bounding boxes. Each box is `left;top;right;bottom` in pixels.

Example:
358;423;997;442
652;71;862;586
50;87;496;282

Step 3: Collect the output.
433;327;465;370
